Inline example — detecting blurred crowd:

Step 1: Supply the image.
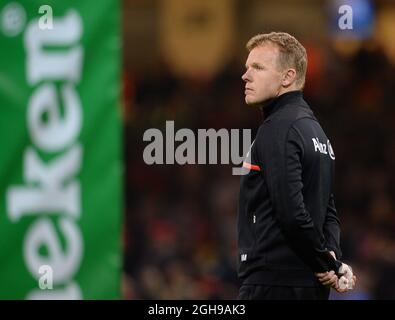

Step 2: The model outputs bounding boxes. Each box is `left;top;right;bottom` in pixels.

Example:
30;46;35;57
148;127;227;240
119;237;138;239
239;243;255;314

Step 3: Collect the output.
121;39;395;299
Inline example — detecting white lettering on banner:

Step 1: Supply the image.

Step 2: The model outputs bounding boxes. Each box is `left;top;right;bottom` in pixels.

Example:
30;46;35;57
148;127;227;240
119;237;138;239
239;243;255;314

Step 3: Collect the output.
6;9;84;299
27;83;82;152
24;10;82;85
7;145;81;221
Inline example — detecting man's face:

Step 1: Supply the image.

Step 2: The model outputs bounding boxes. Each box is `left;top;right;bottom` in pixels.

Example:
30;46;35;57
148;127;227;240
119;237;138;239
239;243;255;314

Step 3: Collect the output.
242;43;284;105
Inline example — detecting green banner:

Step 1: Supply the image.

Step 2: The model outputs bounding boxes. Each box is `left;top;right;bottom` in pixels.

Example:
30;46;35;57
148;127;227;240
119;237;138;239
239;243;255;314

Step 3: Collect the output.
0;0;122;299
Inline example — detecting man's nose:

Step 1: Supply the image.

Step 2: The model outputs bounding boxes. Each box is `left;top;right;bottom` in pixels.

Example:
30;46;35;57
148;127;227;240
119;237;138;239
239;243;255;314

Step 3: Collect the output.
242;70;250;82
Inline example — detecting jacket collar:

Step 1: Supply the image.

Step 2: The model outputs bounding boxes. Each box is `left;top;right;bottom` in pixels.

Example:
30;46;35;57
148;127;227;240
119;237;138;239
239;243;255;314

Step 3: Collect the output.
262;90;306;121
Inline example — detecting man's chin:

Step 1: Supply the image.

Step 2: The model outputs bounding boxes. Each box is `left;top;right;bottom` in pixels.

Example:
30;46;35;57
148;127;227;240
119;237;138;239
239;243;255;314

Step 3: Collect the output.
245;97;262;107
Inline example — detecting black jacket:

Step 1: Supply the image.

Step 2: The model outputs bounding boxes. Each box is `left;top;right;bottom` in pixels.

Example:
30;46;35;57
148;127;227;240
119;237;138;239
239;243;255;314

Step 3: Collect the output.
237;90;342;287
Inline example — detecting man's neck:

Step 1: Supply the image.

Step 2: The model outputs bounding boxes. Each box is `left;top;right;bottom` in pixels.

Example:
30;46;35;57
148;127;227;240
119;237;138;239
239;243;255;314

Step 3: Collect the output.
277;85;300;97
261;87;300;108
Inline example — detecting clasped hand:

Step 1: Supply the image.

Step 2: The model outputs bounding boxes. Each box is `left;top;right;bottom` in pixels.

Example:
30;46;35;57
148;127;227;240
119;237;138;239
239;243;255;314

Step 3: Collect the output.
315;263;357;293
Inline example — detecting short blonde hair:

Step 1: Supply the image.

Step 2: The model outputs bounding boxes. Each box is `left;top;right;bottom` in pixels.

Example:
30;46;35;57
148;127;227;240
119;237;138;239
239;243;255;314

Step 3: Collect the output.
246;32;307;89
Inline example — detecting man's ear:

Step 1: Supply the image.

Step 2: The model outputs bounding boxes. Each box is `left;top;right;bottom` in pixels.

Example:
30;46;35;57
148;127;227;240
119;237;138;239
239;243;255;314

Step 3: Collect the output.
282;68;296;87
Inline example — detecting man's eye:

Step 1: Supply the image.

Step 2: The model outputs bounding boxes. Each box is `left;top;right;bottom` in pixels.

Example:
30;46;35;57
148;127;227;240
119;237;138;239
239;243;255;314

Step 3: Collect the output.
255;65;264;70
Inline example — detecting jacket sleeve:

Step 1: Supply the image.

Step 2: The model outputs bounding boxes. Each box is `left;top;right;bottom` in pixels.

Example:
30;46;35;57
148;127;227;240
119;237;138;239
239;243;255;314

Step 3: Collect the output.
324;194;342;260
258;124;341;273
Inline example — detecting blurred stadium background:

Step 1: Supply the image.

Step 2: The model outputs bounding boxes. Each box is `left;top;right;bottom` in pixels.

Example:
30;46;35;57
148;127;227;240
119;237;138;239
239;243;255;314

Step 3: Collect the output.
1;0;395;299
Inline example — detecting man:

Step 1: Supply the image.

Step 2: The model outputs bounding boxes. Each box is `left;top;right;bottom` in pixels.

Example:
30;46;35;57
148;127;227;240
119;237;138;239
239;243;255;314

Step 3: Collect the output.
237;32;356;300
